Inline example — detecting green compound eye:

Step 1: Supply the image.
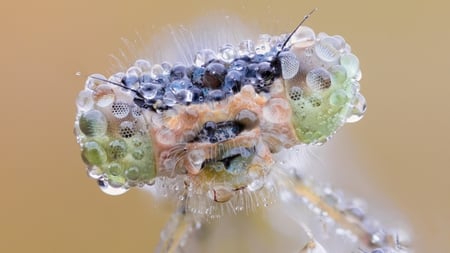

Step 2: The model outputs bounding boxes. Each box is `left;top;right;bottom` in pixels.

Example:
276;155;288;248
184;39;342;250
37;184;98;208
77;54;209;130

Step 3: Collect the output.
281;27;366;144
74;82;157;195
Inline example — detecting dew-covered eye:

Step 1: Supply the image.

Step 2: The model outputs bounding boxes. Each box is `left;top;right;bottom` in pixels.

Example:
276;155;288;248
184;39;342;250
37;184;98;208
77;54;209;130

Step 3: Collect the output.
279;27;366;144
74;76;157;195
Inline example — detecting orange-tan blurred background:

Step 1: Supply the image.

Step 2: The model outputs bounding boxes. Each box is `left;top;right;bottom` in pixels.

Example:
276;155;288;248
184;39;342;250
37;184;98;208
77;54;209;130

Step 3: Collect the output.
2;0;449;252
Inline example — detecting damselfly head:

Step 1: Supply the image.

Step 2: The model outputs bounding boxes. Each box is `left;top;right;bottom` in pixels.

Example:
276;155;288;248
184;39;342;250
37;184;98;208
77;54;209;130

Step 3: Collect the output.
74;11;366;213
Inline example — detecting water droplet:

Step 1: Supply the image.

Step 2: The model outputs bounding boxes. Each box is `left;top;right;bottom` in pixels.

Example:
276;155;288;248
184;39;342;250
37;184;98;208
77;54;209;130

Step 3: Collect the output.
78;110;108;137
194;49;216;67
287;26;316;49
107;139;127;160
87;165;103;179
187;149;205;174
119;121;136;138
134;59;151;72
255;34;271;54
371;230;386;245
125;167;140;181
85;74;106;90
162;91;177;107
219;44;235;63
208;185;233;203
106;163;123;176
98;178;129;196
123;66;141;89
227;156;250;175
111;102;130;119
235;109;258;129
329;90;348;106
82;141;107;166
76;90;94;111
329;65;347;86
279;51;299;79
170;64;187;80
93;84;115;107
238;40;255;57
132;149;144;160
306;68;331;91
224;70;242;92
346;93;366;123
315;37;340;62
161;62;172;75
340;53;360;78
75;71;81;76
288;86;303;101
139;83;159;100
150;64;164;79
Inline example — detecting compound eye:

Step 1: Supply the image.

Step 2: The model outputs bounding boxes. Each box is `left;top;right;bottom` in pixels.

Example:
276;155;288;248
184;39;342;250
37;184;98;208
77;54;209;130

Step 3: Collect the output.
74;75;157;195
281;27;366;144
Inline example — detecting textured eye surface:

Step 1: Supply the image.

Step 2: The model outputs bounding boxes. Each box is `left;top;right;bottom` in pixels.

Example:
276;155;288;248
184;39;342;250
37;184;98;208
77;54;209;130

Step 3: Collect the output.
74;77;157;195
281;27;366;144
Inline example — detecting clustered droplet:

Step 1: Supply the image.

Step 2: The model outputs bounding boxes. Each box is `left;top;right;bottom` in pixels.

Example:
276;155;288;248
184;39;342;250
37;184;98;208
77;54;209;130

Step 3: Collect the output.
75;78;157;195
116;37;288;112
284;27;366;144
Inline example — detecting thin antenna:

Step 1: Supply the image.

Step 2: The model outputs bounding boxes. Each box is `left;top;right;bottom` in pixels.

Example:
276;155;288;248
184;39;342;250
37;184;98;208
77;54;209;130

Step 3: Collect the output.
280;8;318;51
89;75;144;98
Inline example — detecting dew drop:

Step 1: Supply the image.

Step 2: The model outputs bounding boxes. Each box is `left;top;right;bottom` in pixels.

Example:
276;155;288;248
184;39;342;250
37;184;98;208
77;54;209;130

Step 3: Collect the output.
87;165;103;179
287;26;316;49
340;53;360;78
124;66;141;89
346;93;367;123
288;86;303;101
329;90;348;107
194;49;216;67
235;109;258;129
125;167;140;181
93;84;115;107
78;110;108;137
279;51;300;80
85;74;106;90
306;68;332;91
255;34;271;54
161;62;172;75
187;149;205;174
107;139;128;160
132;149;144;160
134;59;151;72
98;178;129;196
329;65;347;86
82;141;107;166
107;162;123;176
208;185;233;203
150;64;164;79
119;121;136;138
76;90;94;111
315;37;340;63
111;102;130;119
219;44;235;63
237;40;255;57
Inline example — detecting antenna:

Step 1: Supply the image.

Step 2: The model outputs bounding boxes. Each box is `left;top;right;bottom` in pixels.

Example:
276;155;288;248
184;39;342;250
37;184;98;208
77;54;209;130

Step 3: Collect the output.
89;75;144;98
280;8;318;52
